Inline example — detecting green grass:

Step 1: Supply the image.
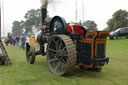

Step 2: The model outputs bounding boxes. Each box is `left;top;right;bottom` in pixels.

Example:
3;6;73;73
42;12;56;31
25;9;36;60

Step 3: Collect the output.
0;38;128;85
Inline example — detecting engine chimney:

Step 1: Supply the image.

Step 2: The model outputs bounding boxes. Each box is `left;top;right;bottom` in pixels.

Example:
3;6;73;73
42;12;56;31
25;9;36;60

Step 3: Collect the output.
40;0;48;25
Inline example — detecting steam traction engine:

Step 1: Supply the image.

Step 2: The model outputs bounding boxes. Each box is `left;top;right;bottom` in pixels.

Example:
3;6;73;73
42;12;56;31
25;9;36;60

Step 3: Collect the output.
0;8;11;65
26;15;109;75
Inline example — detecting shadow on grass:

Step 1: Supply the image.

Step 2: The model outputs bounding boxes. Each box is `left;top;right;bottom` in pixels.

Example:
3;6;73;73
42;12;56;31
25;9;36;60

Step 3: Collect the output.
64;68;104;78
32;59;104;79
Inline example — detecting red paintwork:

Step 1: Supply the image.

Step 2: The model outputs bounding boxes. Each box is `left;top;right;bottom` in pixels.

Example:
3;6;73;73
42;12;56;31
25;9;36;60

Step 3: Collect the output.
67;23;85;39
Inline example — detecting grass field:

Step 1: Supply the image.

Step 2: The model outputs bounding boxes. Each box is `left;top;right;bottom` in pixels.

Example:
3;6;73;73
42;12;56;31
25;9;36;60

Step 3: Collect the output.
0;38;128;85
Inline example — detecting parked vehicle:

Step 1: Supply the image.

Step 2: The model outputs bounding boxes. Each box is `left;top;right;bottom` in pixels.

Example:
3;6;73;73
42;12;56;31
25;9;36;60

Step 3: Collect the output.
109;27;128;39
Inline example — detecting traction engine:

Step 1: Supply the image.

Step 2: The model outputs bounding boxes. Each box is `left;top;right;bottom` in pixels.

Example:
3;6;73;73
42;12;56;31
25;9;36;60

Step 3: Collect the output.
26;15;109;76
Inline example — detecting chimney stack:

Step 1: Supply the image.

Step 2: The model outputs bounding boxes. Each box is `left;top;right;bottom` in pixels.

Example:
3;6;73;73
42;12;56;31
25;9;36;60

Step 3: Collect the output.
40;0;48;25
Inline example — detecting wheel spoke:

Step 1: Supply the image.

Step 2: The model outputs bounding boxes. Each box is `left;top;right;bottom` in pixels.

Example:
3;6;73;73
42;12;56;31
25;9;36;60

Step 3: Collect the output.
55;61;61;72
49;58;58;63
56;39;61;50
58;61;65;72
52;39;59;50
54;53;57;56
49;48;57;53
58;61;67;72
60;56;68;64
62;47;66;51
59;40;63;50
61;63;67;72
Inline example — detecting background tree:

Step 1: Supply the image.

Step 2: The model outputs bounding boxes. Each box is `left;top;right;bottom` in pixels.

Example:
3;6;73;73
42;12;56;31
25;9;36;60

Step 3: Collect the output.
12;21;23;36
83;20;97;29
22;9;52;33
107;9;128;31
22;9;41;33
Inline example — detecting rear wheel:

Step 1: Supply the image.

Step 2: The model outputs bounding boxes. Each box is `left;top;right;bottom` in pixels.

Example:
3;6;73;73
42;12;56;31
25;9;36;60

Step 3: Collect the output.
47;35;77;76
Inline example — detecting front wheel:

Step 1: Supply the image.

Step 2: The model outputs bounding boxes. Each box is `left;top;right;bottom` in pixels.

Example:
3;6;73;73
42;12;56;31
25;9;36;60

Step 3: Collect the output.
26;44;36;64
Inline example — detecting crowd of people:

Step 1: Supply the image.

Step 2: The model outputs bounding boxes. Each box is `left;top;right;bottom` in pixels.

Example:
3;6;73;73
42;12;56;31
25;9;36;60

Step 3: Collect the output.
5;34;27;50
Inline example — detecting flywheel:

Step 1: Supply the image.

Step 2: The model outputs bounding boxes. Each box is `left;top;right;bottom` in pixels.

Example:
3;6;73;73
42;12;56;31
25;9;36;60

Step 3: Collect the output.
50;16;67;35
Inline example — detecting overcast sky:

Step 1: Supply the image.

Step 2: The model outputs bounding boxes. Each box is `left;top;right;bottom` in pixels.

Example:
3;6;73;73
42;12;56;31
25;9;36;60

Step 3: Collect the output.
1;0;128;36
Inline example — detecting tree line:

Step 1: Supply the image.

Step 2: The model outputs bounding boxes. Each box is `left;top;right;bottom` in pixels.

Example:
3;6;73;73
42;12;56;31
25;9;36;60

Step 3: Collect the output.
12;9;51;36
12;9;128;36
105;9;128;31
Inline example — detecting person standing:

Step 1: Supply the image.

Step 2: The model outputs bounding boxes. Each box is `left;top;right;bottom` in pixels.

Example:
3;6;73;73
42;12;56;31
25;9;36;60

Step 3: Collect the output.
10;37;13;45
16;36;20;46
5;37;9;46
12;36;16;46
21;34;26;49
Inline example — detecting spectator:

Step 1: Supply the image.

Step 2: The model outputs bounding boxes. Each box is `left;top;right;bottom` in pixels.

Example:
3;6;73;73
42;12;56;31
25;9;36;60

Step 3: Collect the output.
21;34;26;49
5;37;9;46
12;36;16;46
16;36;20;46
10;37;13;45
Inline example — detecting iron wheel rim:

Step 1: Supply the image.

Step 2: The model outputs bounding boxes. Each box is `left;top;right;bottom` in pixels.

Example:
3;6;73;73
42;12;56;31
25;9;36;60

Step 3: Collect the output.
47;36;68;75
